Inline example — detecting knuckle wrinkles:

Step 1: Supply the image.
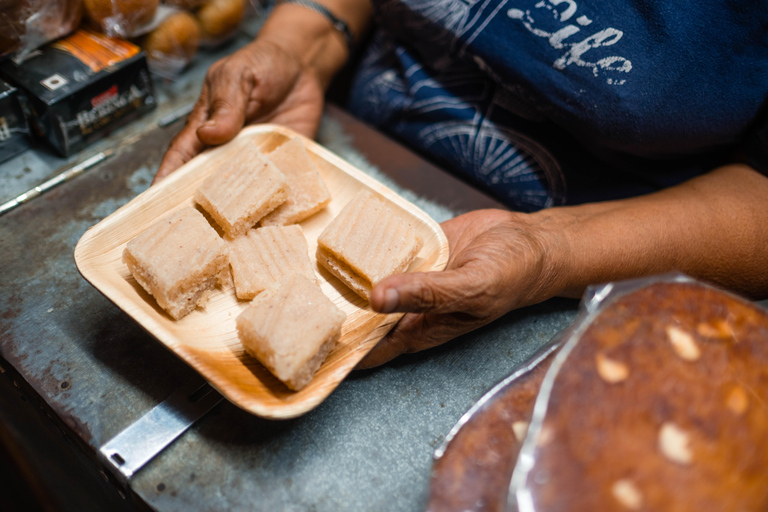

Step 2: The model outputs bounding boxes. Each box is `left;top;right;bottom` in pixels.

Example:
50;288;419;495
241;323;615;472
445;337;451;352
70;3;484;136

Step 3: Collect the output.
417;285;439;309
210;97;233;112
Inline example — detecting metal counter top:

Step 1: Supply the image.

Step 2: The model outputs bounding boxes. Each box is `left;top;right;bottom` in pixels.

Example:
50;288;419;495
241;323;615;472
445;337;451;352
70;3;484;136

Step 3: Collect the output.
0;30;580;512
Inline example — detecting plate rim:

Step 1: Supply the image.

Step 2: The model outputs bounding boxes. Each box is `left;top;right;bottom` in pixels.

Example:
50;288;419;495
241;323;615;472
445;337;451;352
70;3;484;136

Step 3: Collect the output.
74;123;450;418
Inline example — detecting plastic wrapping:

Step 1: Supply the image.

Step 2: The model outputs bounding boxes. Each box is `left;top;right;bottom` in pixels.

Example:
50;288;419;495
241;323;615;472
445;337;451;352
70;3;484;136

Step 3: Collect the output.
81;0;159;37
428;341;561;512
195;0;247;47
140;6;200;78
138;0;251;79
509;273;768;512
0;0;83;61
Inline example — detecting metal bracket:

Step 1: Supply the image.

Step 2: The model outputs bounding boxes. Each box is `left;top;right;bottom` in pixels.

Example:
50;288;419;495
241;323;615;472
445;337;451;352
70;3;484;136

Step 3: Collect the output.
98;379;222;482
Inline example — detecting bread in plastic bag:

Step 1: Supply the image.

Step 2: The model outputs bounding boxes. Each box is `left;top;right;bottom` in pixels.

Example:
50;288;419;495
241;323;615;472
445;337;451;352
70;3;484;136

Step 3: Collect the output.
164;0;206;9
0;0;83;61
196;0;246;46
82;0;159;37
141;7;200;78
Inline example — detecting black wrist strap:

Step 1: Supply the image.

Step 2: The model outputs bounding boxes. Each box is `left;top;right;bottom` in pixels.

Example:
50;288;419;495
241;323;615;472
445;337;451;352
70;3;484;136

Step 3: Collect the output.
281;0;355;50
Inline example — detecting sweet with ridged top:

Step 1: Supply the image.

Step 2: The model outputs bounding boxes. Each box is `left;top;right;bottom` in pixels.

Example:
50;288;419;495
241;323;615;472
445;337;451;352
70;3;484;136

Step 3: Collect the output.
317;190;423;301
122;207;228;320
260;138;331;227
195;143;288;238
228;224;317;300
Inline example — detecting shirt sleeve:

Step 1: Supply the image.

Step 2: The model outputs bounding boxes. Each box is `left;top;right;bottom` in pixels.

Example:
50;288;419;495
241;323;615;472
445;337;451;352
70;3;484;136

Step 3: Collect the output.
740;104;768;176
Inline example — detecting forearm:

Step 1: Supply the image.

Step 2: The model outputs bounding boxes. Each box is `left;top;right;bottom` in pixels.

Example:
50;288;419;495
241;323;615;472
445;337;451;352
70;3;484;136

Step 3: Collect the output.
257;0;373;89
536;164;768;299
363;164;766;366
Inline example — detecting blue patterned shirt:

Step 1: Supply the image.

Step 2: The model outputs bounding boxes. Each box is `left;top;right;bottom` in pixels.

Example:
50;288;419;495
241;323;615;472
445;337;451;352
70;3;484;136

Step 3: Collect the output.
347;0;768;211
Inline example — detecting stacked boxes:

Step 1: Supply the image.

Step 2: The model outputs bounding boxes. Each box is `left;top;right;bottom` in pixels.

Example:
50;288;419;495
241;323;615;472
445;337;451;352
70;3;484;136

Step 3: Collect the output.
0;79;31;163
0;30;155;157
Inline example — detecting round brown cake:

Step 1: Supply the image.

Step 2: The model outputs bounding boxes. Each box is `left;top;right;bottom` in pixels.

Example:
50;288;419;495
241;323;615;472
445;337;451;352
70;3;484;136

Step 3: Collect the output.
428;350;557;512
523;281;768;511
429;280;768;512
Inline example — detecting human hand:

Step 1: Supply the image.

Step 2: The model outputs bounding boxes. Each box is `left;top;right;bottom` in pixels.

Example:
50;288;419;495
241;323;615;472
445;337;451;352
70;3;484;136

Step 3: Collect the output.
358;164;768;370
153;39;325;183
358;209;563;368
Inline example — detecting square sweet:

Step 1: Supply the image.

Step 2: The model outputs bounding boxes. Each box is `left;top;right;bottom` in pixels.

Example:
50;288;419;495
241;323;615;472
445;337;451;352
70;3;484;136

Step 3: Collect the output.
228;224;318;300
122;207;229;320
317;190;424;300
194;144;289;238
260;138;331;226
236;274;347;391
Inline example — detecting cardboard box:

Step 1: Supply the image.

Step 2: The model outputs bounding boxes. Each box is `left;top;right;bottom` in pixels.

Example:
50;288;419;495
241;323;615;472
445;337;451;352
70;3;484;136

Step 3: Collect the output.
0;30;156;156
0;79;32;163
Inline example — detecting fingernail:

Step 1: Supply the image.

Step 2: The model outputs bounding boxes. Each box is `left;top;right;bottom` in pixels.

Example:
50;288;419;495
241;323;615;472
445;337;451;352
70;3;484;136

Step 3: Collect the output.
381;288;399;313
201;120;216;128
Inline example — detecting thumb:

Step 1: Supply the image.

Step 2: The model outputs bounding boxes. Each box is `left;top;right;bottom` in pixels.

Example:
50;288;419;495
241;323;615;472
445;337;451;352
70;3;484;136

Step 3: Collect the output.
196;73;255;146
370;269;480;315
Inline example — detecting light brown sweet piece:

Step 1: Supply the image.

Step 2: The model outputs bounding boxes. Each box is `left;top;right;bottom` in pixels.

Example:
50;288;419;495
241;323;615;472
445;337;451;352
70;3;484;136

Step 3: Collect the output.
236;274;346;391
122;207;228;320
228;225;317;300
317;190;423;300
260;138;331;226
194;145;288;238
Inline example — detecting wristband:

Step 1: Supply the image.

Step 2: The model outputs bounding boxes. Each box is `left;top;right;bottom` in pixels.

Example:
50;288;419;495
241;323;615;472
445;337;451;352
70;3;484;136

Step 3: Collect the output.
280;0;355;50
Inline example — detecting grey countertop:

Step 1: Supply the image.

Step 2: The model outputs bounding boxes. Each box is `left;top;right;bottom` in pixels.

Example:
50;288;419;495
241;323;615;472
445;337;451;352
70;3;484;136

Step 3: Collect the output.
0;26;581;510
4;18;767;511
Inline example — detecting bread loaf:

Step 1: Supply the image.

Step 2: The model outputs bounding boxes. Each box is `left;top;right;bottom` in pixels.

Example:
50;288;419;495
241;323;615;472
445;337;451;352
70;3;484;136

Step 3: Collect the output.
1;0;83;59
142;10;200;64
83;0;159;36
196;0;245;42
0;0;28;57
163;0;205;8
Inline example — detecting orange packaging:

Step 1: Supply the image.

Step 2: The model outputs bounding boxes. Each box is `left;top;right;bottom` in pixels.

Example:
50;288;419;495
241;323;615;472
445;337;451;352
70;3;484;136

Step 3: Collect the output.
0;29;155;156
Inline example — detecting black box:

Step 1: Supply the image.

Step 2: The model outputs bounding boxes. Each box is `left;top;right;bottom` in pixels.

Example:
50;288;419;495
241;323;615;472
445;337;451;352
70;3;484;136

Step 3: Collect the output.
0;30;156;157
0;79;32;163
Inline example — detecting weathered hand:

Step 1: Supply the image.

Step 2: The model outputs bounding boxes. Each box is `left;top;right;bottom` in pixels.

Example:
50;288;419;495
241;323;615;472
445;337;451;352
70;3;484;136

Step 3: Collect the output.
358;209;562;368
153;39;324;183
